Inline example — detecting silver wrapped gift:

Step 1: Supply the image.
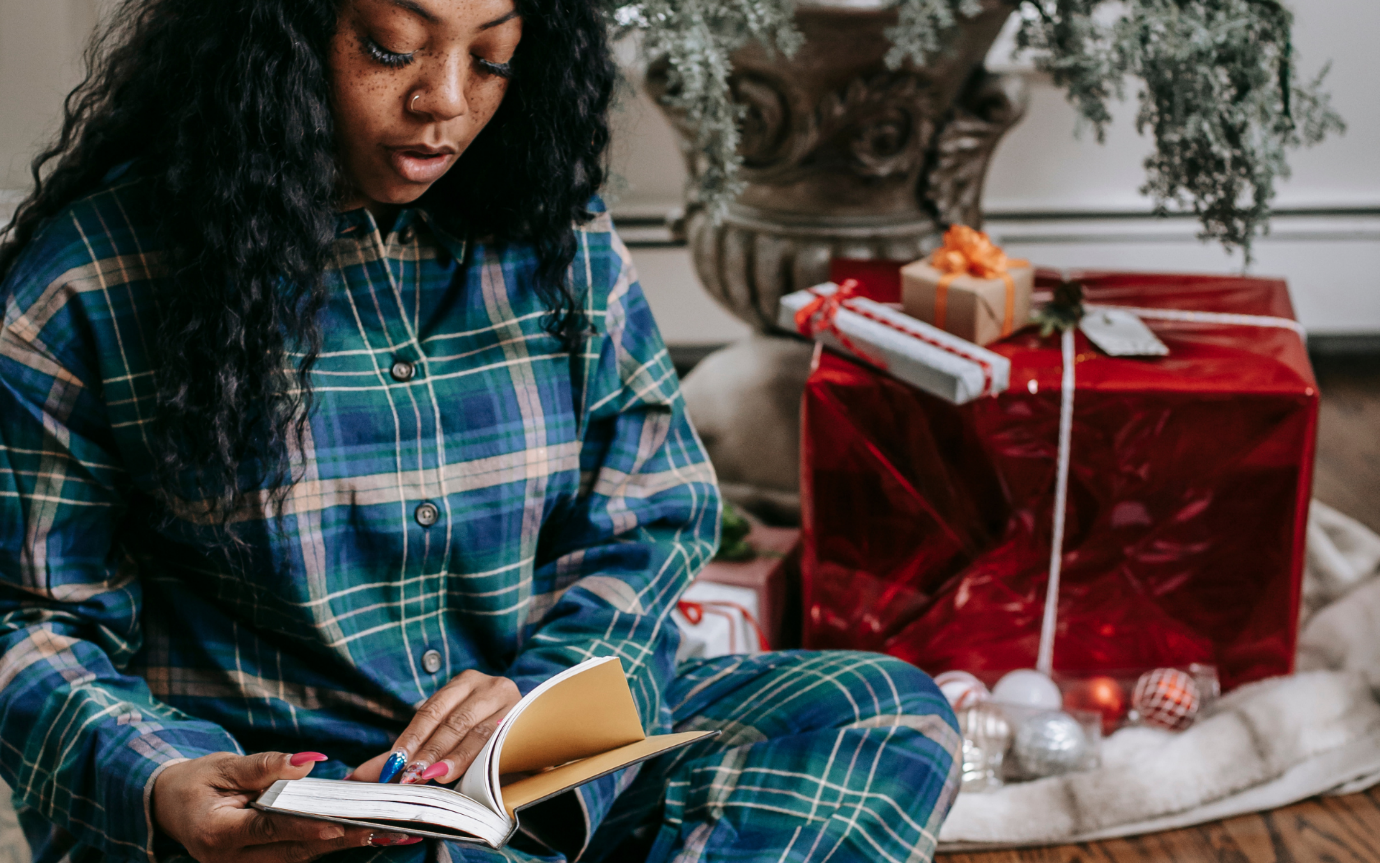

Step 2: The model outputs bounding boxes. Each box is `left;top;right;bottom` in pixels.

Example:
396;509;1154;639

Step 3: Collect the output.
779;282;1011;404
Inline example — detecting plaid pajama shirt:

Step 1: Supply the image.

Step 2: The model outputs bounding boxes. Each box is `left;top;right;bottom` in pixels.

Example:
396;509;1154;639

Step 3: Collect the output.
0;172;959;863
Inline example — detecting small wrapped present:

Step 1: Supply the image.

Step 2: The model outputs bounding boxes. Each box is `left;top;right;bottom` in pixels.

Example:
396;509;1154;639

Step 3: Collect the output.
779;280;1010;404
800;270;1317;692
696;524;801;651
674;580;769;662
901;226;1034;346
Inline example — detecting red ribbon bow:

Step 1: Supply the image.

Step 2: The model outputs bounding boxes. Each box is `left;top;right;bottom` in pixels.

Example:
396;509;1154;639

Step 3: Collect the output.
677;599;771;653
793;279;888;370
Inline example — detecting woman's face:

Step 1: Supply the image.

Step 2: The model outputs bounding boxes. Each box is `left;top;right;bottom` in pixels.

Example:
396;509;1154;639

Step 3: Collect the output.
329;0;521;213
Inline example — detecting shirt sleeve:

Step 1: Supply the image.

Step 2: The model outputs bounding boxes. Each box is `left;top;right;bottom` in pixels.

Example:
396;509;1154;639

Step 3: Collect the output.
0;271;242;862
501;229;721;851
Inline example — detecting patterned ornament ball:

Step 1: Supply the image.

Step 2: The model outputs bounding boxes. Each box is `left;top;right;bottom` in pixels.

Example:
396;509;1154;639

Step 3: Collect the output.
1063;675;1127;735
935;670;991;710
1013;711;1091;778
1132;668;1201;731
992;669;1063;711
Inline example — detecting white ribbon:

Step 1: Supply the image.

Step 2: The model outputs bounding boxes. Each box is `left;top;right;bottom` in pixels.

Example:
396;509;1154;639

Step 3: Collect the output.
1085;303;1306;341
1032;305;1307;675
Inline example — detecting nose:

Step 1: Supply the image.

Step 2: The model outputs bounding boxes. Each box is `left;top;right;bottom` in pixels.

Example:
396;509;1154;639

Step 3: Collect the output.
412;53;469;122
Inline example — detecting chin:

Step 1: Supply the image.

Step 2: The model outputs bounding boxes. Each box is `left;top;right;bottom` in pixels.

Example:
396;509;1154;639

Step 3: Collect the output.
372;182;431;206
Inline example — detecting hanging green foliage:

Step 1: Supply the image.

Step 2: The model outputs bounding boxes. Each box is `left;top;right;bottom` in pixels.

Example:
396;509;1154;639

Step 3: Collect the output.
606;0;1343;260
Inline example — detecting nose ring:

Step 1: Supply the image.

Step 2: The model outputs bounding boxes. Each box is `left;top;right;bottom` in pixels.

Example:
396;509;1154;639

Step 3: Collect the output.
409;92;422;113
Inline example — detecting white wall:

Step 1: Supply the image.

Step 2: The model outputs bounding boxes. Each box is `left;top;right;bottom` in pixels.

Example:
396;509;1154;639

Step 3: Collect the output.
0;0;103;191
983;0;1380;213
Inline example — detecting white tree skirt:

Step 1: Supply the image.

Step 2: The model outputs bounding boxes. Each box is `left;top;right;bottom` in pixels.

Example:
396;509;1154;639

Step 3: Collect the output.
940;500;1380;849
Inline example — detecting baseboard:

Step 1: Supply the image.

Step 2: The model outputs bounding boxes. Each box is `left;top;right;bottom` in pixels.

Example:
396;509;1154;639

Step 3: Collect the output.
1309;333;1380;356
1309;335;1380;377
668;343;727;377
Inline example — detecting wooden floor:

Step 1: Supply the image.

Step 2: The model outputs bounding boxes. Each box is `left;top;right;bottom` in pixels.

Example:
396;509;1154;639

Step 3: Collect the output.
1312;354;1380;534
941;354;1380;863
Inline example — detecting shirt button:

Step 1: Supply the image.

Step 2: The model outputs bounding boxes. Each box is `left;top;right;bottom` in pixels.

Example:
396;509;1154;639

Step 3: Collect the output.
414;502;439;527
390;360;415;382
421;649;442;674
399;226;416;243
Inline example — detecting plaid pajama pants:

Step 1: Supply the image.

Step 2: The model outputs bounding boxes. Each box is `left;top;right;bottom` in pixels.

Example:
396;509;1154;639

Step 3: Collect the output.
430;651;961;863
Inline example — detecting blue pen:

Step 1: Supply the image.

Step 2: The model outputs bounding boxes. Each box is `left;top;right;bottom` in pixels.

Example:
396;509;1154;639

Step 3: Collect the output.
378;750;408;784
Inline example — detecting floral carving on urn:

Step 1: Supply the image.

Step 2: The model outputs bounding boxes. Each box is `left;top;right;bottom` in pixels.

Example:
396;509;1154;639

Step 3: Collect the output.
647;0;1026;331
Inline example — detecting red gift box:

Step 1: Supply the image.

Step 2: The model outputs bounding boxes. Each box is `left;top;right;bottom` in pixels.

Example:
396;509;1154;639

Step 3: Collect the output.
800;269;1318;691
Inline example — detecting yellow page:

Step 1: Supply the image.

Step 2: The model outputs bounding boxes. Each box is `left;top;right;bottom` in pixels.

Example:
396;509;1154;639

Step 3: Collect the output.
500;731;713;817
497;657;647;775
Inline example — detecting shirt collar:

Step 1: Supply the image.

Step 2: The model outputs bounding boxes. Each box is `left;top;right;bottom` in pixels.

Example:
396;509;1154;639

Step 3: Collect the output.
333;207;467;263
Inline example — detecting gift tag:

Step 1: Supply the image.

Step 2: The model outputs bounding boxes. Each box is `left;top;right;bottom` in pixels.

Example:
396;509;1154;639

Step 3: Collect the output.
1079;309;1169;357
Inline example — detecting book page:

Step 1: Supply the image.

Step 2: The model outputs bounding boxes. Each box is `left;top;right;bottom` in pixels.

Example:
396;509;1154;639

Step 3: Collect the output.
496;656;646;775
500;731;713;818
458;732;504;816
255;779;509;847
459;656;639;818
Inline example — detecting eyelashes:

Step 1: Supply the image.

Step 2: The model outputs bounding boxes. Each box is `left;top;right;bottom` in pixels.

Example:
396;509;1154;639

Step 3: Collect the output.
362;36;514;79
474;58;513;79
364;36;413;68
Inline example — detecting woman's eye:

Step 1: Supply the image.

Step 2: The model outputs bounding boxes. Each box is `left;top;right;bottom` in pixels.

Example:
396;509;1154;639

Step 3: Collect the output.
473;56;513;79
363;36;414;68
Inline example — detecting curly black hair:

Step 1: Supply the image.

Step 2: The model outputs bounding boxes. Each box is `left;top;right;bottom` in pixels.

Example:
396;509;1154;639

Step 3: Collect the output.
0;0;617;525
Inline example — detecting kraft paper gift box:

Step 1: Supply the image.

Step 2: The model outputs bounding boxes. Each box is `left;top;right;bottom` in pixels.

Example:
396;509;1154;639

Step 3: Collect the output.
901;226;1034;346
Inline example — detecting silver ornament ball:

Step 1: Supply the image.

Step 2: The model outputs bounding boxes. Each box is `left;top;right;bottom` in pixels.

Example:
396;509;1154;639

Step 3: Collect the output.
1013;710;1090;777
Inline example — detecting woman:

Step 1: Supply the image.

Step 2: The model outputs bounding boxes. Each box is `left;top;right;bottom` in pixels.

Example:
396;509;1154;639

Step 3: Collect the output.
0;0;960;860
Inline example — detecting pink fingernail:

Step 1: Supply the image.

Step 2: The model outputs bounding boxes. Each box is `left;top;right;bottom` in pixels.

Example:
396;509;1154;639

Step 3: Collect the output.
398;836;425;846
342;772;355;781
419;761;451;782
290;751;328;766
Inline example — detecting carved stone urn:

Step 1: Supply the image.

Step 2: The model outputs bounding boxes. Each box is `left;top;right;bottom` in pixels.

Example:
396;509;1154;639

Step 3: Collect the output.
650;0;1027;521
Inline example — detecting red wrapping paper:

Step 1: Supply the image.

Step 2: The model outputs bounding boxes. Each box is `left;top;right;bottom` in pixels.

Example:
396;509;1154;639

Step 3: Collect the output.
800;269;1318;691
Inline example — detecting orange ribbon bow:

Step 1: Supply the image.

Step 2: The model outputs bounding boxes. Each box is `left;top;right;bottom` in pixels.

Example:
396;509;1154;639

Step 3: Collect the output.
927;225;1029;338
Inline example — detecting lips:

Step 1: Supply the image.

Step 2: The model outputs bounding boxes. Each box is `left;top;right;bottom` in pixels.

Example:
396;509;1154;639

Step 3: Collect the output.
386;144;458;184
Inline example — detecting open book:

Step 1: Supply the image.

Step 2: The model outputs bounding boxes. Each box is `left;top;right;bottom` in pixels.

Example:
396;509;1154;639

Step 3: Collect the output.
254;657;713;846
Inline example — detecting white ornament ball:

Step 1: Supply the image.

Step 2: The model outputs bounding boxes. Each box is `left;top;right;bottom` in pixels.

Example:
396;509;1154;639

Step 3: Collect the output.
935;670;991;710
992;669;1063;710
1014;710;1091;777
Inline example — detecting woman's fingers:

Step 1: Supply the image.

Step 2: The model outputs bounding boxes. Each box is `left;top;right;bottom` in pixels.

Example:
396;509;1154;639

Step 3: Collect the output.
400;672;519;782
367;671;521;785
347;749;392;783
430;720;502;784
154;752;384;863
228;808;351;846
233;823;382;863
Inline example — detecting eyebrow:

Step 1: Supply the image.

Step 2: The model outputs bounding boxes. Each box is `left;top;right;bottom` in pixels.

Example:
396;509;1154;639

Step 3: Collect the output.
385;0;519;30
387;0;439;23
479;10;519;30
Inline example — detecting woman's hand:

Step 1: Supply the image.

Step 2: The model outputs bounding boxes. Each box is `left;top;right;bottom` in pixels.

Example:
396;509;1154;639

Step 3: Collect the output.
351;670;522;786
152;751;418;861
